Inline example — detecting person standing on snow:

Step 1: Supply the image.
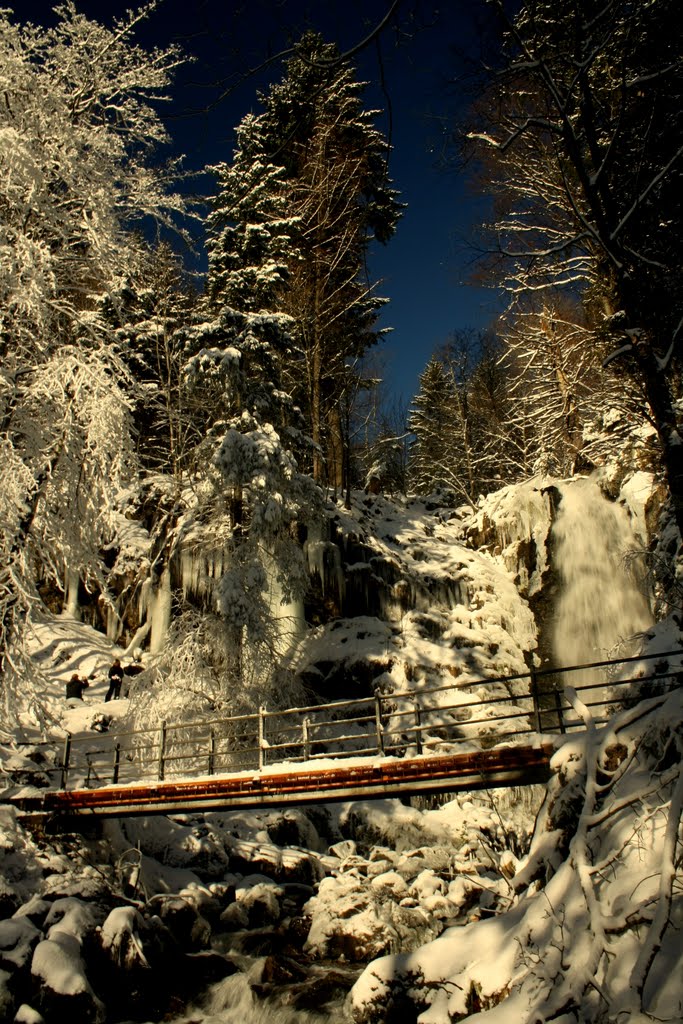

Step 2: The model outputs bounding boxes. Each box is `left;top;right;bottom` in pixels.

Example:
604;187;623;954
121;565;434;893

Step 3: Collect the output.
66;674;89;700
105;658;125;702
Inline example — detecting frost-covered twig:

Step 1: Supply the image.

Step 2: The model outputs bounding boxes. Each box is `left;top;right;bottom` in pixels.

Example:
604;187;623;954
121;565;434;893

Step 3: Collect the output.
628;754;683;1012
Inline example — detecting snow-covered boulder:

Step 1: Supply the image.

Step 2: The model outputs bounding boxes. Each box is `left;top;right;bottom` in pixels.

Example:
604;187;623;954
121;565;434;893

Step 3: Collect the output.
31;930;105;1023
13;1004;45;1023
98;906;147;970
0;916;40;975
303;870;446;962
234;877;284;928
143;894;212;952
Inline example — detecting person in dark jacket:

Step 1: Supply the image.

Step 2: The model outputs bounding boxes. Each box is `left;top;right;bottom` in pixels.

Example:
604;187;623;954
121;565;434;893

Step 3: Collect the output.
66;674;89;700
105;658;125;702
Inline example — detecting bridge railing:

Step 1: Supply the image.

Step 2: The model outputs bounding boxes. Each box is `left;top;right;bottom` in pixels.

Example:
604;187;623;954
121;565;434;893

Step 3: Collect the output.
56;649;681;790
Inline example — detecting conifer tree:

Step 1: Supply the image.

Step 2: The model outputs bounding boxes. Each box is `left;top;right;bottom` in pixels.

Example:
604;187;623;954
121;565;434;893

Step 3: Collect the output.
174;303;319;704
207;32;403;491
105;243;200;475
408;357;462;499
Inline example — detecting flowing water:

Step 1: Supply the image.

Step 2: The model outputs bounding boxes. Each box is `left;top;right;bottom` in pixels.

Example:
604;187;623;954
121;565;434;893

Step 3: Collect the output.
551;476;653;683
167;966;338;1024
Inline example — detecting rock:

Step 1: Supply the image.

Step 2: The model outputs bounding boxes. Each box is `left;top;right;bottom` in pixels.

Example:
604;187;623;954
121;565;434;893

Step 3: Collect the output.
367;858;398;878
98;907;148;970
0;917;40;974
44;897;104;945
328;839;357;859
264;810;325;851
304;868;447;962
178;883;222;925
235;881;283;928
0;878;21;920
31;932;105;1024
260;953;308;986
231;927;288;957
14;1004;45;1023
395;846;455;881
283;968;358;1011
279;882;316;915
136;913;182;968
0;967;16;1021
219;898;249;930
409;869;447;901
12;898;51;930
369;871;408;897
145;895;211;951
175;950;238;996
208;880;237;909
39;875;110;903
225;842;323;886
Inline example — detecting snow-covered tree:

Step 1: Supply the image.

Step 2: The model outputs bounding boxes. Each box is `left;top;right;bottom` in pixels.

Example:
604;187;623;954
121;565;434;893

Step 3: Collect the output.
155;302;320;708
0;3;187;719
463;0;683;529
497;298;641;477
207;120;300;314
408;357;465;499
105;243;200;475
208;32;403;492
409;333;513;502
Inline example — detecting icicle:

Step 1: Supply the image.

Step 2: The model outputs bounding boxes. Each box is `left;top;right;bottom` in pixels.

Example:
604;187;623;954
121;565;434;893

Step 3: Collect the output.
149;568;172;654
269;568;306;660
106;603;122;642
63;568;81;620
305;539;345;603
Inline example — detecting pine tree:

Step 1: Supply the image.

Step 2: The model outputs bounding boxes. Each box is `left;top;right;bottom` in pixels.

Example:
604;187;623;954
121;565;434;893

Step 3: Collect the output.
206;116;300;314
408;357;463;499
173;303;319;704
207;32;403;491
104;243;200;475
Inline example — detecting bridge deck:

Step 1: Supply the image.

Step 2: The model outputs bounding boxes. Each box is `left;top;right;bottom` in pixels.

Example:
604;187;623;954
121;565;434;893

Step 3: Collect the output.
40;743;555;817
12;651;678;819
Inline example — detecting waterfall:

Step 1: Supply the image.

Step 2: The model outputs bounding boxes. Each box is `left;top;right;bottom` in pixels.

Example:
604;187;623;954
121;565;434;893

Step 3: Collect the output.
552;477;653;676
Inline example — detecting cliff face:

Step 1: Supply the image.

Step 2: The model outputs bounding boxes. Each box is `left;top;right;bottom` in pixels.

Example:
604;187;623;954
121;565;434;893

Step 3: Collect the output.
292;491;539;707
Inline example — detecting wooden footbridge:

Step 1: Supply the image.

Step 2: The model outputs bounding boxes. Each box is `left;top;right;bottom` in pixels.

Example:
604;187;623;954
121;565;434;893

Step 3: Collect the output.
17;651;682;818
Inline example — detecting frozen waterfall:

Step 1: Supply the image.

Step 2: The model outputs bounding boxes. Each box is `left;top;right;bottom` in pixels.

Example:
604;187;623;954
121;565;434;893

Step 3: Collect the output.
551;477;653;676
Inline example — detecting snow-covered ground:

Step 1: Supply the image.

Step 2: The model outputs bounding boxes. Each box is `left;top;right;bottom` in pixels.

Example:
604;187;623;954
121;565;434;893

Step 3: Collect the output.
0;479;680;1023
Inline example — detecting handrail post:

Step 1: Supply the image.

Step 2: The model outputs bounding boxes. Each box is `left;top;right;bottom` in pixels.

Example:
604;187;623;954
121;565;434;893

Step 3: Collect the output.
208;729;216;775
158;721;167;781
374;694;385;755
413;700;423;755
302;717;311;761
258;705;266;770
554;690;566;734
112;743;121;785
529;667;542;733
60;733;72;790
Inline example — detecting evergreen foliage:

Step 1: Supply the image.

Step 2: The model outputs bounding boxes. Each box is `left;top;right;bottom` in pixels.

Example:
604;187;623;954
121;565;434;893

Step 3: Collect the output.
408;332;511;502
207;32;403;492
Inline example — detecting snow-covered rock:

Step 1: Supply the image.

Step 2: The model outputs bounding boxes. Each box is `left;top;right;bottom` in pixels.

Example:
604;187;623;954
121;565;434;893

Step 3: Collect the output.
31;931;105;1023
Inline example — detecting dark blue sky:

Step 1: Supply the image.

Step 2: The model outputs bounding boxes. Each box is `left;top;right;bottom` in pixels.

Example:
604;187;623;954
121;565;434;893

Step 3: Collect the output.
19;0;502;404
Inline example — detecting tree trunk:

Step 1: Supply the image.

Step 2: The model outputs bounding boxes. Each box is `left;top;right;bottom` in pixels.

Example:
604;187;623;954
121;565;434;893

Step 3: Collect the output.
636;343;683;538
